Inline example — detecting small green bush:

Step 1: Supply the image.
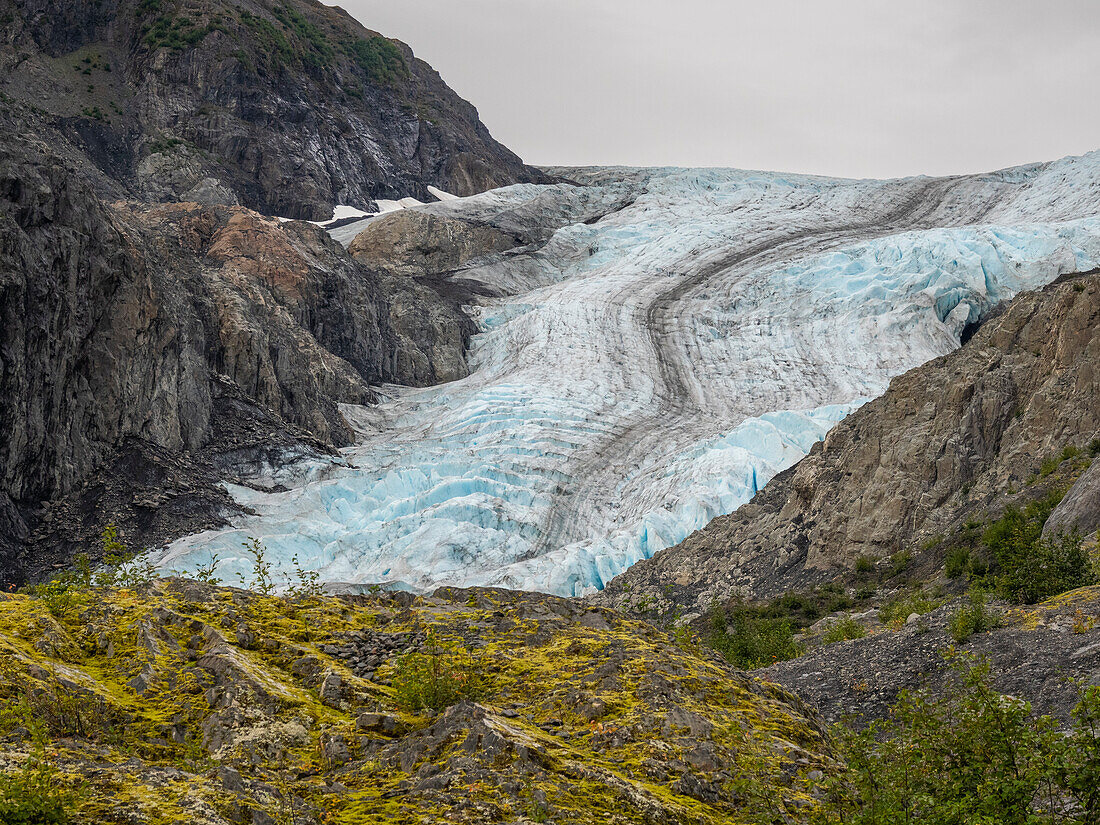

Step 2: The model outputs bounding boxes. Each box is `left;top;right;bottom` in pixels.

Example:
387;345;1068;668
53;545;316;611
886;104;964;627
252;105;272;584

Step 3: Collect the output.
0;702;78;824
821;615;866;644
28;579;81;620
346;36;407;84
854;555;874;575
0;756;73;824
285;553;322;599
1039;455;1060;477
705;602;801;669
816;656;1081;825
887;550;913;578
982;489;1094;603
272;4;332;61
879;589;945;628
919;534;943;552
948;587;1002;642
238;537;276;595
944;545;971;578
392;630;487;713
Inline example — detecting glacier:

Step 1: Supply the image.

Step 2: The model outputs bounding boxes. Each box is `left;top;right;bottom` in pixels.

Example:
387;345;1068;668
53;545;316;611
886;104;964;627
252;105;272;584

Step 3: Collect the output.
154;153;1100;596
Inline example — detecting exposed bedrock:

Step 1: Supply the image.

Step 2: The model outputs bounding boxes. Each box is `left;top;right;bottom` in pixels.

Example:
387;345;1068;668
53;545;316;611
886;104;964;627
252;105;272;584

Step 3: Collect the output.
0;0;548;219
348;210;519;277
596;273;1100;618
0;106;475;584
1045;457;1100;540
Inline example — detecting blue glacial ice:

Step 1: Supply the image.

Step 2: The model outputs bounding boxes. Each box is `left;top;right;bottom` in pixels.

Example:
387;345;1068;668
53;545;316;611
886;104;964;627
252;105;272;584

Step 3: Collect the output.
154;154;1100;596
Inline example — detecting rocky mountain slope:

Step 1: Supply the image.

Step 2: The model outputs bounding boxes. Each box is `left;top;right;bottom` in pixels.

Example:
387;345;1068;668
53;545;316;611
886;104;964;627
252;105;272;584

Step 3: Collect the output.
0;580;832;824
0;0;546;219
0;101;480;586
595;272;1100;618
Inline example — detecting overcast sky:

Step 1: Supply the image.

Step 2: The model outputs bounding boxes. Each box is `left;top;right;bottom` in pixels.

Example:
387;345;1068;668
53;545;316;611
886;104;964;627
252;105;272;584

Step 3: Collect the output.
333;0;1100;179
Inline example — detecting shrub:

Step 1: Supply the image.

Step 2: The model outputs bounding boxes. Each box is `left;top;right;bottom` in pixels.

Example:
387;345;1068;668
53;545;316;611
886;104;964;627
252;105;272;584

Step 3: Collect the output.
816;656;1063;825
944;545;971;578
0;755;73;824
239;10;293;66
238;537;276;595
982;490;1094;603
28;580;81;620
920;534;944;551
1059;684;1100;823
879;589;945;628
272;4;332;60
1090;438;1100;457
887;550;912;578
998;528;1093;604
391;630;487;713
190;553;222;585
1039;455;1060;477
704;602;801;669
147;135;184;155
0;702;77;824
286;553;322;599
854;555;874;575
821;615;866;644
948;587;1002;642
346;36;407;84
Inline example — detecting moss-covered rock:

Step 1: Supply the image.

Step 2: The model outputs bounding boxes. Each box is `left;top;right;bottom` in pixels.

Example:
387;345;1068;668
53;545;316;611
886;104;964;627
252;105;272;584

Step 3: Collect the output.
0;581;834;823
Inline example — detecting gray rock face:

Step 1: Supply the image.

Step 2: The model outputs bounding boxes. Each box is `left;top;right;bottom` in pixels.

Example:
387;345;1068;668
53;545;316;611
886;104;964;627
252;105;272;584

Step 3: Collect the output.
1046;459;1100;540
1;0;548;219
596;273;1100;615
0;104;474;584
348;210;519;277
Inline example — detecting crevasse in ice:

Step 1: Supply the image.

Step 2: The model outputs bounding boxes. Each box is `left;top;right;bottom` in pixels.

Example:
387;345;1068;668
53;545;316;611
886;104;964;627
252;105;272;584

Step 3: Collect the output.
154;154;1100;596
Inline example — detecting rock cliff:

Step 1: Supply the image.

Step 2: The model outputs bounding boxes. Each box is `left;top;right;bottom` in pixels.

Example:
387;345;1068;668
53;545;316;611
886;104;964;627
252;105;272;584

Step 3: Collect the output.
0;103;473;585
0;0;547;219
596;272;1100;617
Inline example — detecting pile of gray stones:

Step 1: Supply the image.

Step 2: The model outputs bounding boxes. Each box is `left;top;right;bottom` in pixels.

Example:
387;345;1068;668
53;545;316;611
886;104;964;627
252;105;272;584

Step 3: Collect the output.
319;629;428;682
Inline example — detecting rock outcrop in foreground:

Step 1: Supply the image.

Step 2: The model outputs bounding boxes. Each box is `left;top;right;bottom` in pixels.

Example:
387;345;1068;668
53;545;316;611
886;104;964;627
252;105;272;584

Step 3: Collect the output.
0;581;831;824
597;273;1100;617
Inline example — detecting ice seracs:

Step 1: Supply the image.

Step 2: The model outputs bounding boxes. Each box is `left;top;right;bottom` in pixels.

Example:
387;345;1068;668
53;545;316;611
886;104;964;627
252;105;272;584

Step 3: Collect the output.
155;154;1100;596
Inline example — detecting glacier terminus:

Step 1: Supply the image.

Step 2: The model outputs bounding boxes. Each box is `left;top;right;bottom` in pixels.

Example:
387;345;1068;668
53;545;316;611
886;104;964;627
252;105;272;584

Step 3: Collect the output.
153;155;1100;596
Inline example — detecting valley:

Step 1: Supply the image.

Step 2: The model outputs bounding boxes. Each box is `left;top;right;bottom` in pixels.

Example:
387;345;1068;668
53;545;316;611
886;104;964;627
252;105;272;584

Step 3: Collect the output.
157;159;1100;596
2;1;1100;823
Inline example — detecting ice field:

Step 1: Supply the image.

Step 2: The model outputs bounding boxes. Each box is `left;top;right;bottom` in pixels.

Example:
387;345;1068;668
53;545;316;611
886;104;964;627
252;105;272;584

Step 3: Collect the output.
155;153;1100;596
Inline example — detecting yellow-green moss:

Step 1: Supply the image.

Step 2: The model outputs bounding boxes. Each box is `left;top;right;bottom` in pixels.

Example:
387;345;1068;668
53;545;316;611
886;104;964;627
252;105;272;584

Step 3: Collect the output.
0;582;834;824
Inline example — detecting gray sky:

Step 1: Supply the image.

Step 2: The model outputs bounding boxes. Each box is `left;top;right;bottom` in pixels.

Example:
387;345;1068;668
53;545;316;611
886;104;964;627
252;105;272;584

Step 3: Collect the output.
333;0;1100;179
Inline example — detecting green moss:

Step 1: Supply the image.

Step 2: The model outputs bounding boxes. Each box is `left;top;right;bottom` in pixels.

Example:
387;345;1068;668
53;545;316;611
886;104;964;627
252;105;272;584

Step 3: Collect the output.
345;36;407;84
142;12;227;52
0;582;834;823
